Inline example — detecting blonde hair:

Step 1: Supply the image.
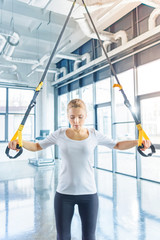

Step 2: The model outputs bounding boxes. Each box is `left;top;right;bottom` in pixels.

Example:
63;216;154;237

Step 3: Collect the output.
67;99;87;114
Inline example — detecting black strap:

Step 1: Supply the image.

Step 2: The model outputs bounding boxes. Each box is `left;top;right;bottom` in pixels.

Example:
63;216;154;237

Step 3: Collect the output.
5;145;23;159
5;0;76;159
82;0;156;157
137;144;156;157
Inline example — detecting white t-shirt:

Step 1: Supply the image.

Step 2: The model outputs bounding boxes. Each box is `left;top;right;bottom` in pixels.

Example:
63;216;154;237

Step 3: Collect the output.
39;128;117;195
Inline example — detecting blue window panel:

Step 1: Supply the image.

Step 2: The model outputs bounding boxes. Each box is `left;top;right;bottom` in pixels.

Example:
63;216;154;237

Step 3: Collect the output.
113;56;134;74
137;44;160;67
72;48;80;54
69;80;79;91
96;67;111;82
138;4;153;20
80;39;92;55
56;59;69;69
81;74;93;87
56;61;62;69
58;85;68;95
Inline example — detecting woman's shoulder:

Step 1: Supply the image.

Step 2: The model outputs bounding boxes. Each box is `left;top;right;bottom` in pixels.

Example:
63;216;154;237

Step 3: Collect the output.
51;127;66;136
88;127;95;132
88;127;96;135
88;128;105;139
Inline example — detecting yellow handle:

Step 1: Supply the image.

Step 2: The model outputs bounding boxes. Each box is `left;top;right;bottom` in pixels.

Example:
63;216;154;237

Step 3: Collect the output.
113;84;123;90
136;124;150;146
11;124;24;147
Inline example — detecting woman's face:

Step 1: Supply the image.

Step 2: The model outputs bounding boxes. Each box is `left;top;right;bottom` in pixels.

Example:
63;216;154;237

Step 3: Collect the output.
68;107;87;131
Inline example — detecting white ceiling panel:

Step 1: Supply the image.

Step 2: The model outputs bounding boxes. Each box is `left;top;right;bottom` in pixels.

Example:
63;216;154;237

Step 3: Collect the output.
0;0;159;86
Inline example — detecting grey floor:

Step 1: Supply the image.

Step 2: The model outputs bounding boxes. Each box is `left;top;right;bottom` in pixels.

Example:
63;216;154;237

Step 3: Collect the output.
0;159;160;240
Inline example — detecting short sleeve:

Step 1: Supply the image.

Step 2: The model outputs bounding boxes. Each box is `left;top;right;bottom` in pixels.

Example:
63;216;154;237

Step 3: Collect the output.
38;128;61;149
95;130;117;149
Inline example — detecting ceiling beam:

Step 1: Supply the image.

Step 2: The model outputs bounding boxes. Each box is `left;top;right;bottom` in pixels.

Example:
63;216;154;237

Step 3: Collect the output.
142;0;160;9
0;0;77;29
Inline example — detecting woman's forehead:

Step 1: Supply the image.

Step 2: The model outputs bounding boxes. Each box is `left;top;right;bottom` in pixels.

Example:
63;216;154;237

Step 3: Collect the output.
68;107;86;115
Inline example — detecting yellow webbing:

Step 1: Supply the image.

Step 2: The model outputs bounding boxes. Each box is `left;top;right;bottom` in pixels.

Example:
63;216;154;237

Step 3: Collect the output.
36;82;43;92
136;124;150;146
113;84;123;90
11;124;24;147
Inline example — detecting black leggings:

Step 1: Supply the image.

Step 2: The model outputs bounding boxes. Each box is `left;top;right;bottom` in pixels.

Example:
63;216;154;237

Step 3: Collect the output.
54;192;99;240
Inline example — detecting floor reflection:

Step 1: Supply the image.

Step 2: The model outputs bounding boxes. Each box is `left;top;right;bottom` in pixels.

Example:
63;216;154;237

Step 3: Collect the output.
0;160;160;240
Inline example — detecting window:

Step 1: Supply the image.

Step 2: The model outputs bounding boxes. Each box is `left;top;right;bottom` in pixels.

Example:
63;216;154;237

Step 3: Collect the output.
114;69;136;176
58;94;68;127
138;59;160;95
140;97;160;144
8;115;34;141
0;115;5;141
81;85;94;126
8;89;35;141
0;88;6;141
56;57;160;181
96;105;112;171
0;87;35;142
70;89;79;100
96;78;111;104
8;89;34;113
140;96;160;182
116;123;136;176
114;69;135;122
0;88;6;113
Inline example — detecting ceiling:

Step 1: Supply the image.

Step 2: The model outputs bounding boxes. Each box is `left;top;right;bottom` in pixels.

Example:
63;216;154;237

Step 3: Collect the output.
0;0;159;87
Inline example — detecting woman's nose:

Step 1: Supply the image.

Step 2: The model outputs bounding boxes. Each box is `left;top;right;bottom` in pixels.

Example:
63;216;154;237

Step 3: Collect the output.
74;117;79;123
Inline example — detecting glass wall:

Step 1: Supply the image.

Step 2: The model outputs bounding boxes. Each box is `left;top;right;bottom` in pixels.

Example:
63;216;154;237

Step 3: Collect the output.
0;88;6;141
139;96;160;182
8;89;35;141
0;88;6;113
113;69;136;176
58;93;68;128
8;115;34;141
137;60;160;182
96;78;111;104
70;89;79;100
138;59;160;95
57;59;160;182
140;97;160;145
81;85;94;126
114;69;135;122
8;89;34;114
0;87;35;142
0;115;5;141
96;105;112;171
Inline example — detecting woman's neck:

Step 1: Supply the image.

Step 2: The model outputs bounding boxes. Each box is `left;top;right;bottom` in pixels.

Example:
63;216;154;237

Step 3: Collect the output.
66;127;89;140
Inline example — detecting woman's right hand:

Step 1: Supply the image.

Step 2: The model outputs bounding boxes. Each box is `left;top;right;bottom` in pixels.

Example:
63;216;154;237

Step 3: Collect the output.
8;140;19;151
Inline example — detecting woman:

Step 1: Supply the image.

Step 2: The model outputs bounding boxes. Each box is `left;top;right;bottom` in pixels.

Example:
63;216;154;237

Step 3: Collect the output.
8;99;151;240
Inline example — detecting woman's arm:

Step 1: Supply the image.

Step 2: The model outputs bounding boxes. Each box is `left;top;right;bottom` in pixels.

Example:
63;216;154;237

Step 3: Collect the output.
22;140;42;151
114;139;151;151
8;140;42;152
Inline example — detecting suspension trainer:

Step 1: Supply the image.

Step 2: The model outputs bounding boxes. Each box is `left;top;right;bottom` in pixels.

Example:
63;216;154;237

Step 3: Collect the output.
81;0;155;157
5;0;76;159
6;0;155;158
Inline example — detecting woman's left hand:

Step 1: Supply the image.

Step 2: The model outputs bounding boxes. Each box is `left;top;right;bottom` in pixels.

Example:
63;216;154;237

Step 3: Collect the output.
141;140;151;151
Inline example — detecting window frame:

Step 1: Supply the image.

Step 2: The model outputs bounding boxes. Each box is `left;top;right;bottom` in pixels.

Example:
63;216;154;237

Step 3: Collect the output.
0;86;36;143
